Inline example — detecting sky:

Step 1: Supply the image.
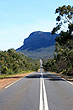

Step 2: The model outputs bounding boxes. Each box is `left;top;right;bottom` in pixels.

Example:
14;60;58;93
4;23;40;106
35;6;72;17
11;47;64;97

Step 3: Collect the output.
0;0;73;51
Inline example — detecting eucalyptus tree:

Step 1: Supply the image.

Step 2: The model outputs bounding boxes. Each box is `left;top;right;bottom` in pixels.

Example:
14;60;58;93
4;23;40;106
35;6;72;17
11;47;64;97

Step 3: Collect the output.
51;5;73;75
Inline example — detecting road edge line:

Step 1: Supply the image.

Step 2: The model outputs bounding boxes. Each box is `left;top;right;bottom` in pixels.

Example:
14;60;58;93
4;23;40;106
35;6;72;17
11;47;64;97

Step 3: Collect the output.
50;72;73;86
5;73;33;89
5;78;23;89
61;77;73;86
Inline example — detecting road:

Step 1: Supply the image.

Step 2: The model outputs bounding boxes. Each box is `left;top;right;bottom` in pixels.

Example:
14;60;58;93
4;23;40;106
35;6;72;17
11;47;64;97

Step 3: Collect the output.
0;71;73;110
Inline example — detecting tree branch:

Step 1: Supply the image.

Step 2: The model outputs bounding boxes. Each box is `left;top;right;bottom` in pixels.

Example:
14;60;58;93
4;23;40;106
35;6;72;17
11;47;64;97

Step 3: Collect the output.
65;15;72;25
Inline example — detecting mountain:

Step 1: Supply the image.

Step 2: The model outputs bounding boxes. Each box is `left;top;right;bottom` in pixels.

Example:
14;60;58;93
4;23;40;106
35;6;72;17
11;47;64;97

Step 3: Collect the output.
16;31;59;59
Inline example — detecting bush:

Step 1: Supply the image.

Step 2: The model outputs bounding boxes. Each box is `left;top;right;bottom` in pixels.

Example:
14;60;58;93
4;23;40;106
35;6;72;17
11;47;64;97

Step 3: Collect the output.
1;66;8;74
7;69;14;75
0;49;40;75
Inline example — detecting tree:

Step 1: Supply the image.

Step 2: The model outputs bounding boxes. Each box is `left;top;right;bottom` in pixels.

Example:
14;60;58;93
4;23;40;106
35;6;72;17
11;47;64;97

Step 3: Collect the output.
52;5;73;34
51;5;73;75
0;49;40;75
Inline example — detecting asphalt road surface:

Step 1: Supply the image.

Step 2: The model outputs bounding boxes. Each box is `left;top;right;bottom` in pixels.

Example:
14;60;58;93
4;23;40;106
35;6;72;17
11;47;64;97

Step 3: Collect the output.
0;71;73;110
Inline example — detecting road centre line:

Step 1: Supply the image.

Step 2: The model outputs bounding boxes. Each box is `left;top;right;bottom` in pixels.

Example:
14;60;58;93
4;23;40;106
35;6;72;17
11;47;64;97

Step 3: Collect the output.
39;72;49;110
39;77;43;110
42;77;49;110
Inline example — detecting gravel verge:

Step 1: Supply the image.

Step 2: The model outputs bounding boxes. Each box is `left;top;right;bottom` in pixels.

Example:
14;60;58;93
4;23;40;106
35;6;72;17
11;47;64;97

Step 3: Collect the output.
0;72;32;90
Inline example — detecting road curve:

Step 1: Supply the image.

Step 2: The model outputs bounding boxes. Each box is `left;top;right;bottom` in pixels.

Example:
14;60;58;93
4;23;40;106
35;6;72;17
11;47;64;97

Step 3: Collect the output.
0;72;73;110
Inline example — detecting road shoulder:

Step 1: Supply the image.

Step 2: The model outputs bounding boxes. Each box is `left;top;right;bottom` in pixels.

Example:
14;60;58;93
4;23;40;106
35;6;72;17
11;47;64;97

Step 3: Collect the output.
0;72;33;90
50;72;73;84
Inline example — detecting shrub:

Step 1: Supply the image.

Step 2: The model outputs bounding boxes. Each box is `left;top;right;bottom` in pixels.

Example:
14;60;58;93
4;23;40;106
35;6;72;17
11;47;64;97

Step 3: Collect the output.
1;66;8;74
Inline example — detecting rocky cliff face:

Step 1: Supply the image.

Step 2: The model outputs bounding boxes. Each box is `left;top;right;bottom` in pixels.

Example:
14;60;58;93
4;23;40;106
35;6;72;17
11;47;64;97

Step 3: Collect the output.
16;31;59;59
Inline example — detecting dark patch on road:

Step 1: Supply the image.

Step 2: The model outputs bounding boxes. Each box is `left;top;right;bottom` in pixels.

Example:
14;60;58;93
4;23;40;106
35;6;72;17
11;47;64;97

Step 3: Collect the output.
25;72;65;81
25;73;41;78
43;74;65;81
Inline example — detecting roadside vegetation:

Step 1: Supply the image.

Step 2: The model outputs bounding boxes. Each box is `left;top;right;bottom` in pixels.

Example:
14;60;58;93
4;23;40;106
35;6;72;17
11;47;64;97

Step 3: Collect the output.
0;5;73;78
0;48;39;78
43;5;73;76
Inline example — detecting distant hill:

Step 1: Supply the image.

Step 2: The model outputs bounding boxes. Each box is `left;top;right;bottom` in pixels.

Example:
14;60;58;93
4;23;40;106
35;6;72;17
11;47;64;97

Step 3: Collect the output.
16;31;59;59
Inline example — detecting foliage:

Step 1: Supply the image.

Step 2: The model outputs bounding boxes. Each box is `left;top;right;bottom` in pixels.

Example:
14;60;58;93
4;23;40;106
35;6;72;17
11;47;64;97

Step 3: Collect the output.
51;5;73;34
1;66;9;74
17;46;55;59
43;59;57;72
0;49;39;75
44;5;73;75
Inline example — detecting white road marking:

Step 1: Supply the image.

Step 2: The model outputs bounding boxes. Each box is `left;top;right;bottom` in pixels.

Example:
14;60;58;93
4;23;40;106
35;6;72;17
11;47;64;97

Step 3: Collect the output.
5;73;32;89
50;72;73;86
43;78;49;110
5;78;23;89
61;77;73;86
67;81;73;86
39;78;43;110
39;72;49;110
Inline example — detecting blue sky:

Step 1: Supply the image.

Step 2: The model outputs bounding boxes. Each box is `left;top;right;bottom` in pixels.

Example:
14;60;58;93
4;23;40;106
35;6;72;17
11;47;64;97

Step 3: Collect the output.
0;0;73;51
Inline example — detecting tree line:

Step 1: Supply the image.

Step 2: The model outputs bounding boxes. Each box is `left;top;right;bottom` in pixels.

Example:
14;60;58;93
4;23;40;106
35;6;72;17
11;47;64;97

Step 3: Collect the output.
0;48;39;75
43;5;73;76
